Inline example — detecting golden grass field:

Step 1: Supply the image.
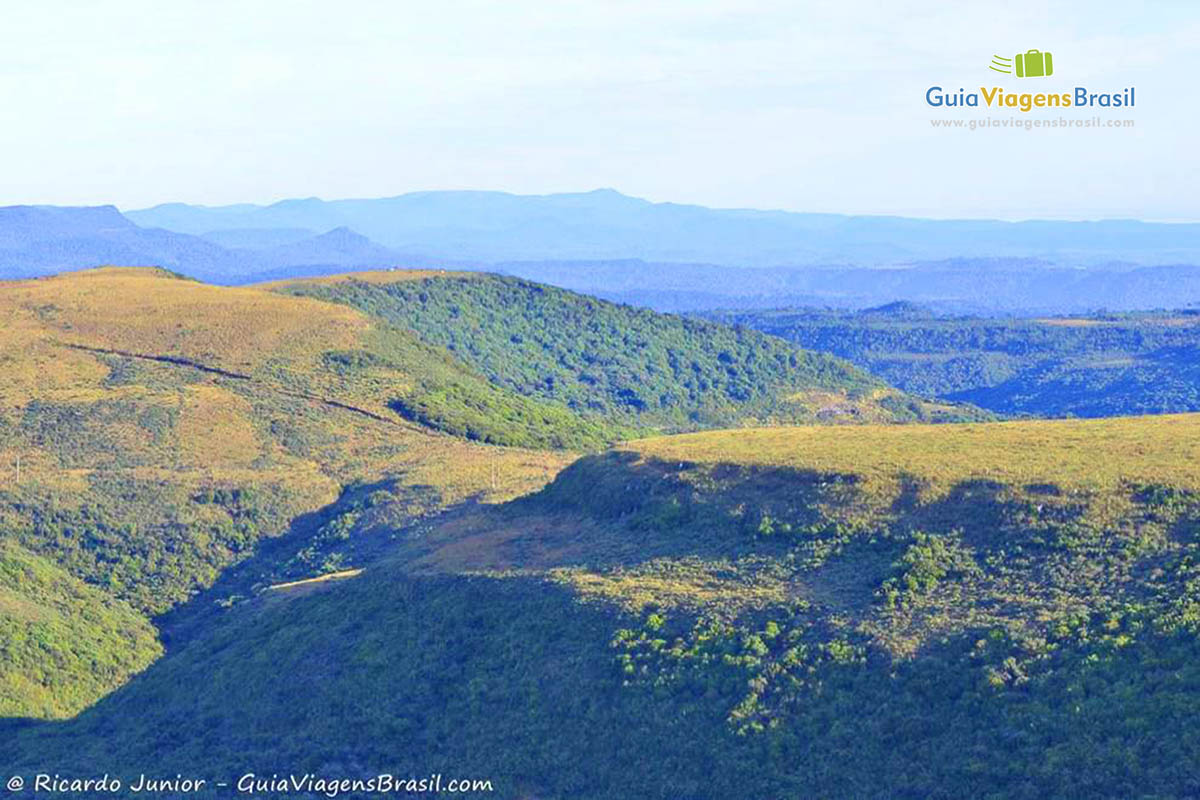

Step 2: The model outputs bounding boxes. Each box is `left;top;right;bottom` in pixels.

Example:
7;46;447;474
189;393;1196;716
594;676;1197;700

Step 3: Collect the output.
0;267;573;514
624;414;1200;495
5;267;365;371
255;268;484;290
380;411;1200;665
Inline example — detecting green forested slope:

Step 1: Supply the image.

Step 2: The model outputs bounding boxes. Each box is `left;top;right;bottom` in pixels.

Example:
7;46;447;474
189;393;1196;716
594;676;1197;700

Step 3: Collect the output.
706;307;1200;417
0;540;160;719
10;415;1200;798
275;272;979;433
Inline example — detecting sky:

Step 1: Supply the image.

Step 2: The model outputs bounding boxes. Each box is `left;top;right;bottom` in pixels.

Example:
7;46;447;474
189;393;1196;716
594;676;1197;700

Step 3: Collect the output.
1;0;1197;220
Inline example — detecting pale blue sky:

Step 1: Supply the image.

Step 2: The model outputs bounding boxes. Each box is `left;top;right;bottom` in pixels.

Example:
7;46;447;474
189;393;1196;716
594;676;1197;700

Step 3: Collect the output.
2;0;1197;219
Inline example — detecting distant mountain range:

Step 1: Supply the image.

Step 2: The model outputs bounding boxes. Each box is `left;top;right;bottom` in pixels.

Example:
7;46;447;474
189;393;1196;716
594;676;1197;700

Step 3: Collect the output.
0;204;456;284
127;189;1200;267
2;190;1200;313
0;204;236;276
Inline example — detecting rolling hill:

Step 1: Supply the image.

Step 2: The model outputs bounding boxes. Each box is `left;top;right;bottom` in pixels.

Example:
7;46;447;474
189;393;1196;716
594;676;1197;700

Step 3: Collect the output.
6;414;1200;798
0;266;580;717
6;265;1198;798
268;271;979;432
0;266;940;720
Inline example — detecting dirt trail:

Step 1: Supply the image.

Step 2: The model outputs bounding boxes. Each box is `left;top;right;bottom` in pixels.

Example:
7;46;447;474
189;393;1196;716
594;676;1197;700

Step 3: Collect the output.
63;342;421;430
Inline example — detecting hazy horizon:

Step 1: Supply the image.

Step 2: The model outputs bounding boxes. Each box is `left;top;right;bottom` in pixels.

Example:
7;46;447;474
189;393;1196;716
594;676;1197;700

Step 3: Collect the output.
0;186;1191;226
113;188;1196;225
2;1;1197;220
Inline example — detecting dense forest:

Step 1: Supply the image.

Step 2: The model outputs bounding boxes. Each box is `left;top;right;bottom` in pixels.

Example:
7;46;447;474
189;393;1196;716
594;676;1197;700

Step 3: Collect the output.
705;305;1200;417
277;273;982;432
0;539;160;719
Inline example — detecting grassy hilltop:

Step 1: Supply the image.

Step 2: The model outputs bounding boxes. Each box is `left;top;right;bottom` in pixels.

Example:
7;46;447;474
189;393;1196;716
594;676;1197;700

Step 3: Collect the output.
0;267;573;716
630;413;1200;491
8;413;1200;798
0;266;938;720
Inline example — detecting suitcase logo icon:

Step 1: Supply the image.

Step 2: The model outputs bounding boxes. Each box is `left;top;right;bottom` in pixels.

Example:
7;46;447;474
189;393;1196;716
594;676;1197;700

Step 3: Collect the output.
989;50;1054;78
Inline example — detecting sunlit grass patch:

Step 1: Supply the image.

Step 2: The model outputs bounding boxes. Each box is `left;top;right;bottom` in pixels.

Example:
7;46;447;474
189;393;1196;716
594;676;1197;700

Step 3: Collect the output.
554;559;789;614
254;268;484;290
624;415;1200;497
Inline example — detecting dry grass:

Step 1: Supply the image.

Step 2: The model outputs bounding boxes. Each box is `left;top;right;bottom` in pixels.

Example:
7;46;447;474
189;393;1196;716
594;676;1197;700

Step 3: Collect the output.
0;266;575;521
405;444;571;504
4;267;366;373
254;268;485;291
1034;318;1109;328
783;388;917;424
1035;315;1200;329
266;569;365;593
555;563;788;613
174;385;262;467
0;585;56;624
0;267;580;720
624;414;1200;495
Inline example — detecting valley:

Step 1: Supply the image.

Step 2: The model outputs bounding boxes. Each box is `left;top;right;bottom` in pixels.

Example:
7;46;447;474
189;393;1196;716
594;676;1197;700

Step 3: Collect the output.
2;266;1199;798
6;411;1200;798
6;3;1197;796
0;266;935;719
